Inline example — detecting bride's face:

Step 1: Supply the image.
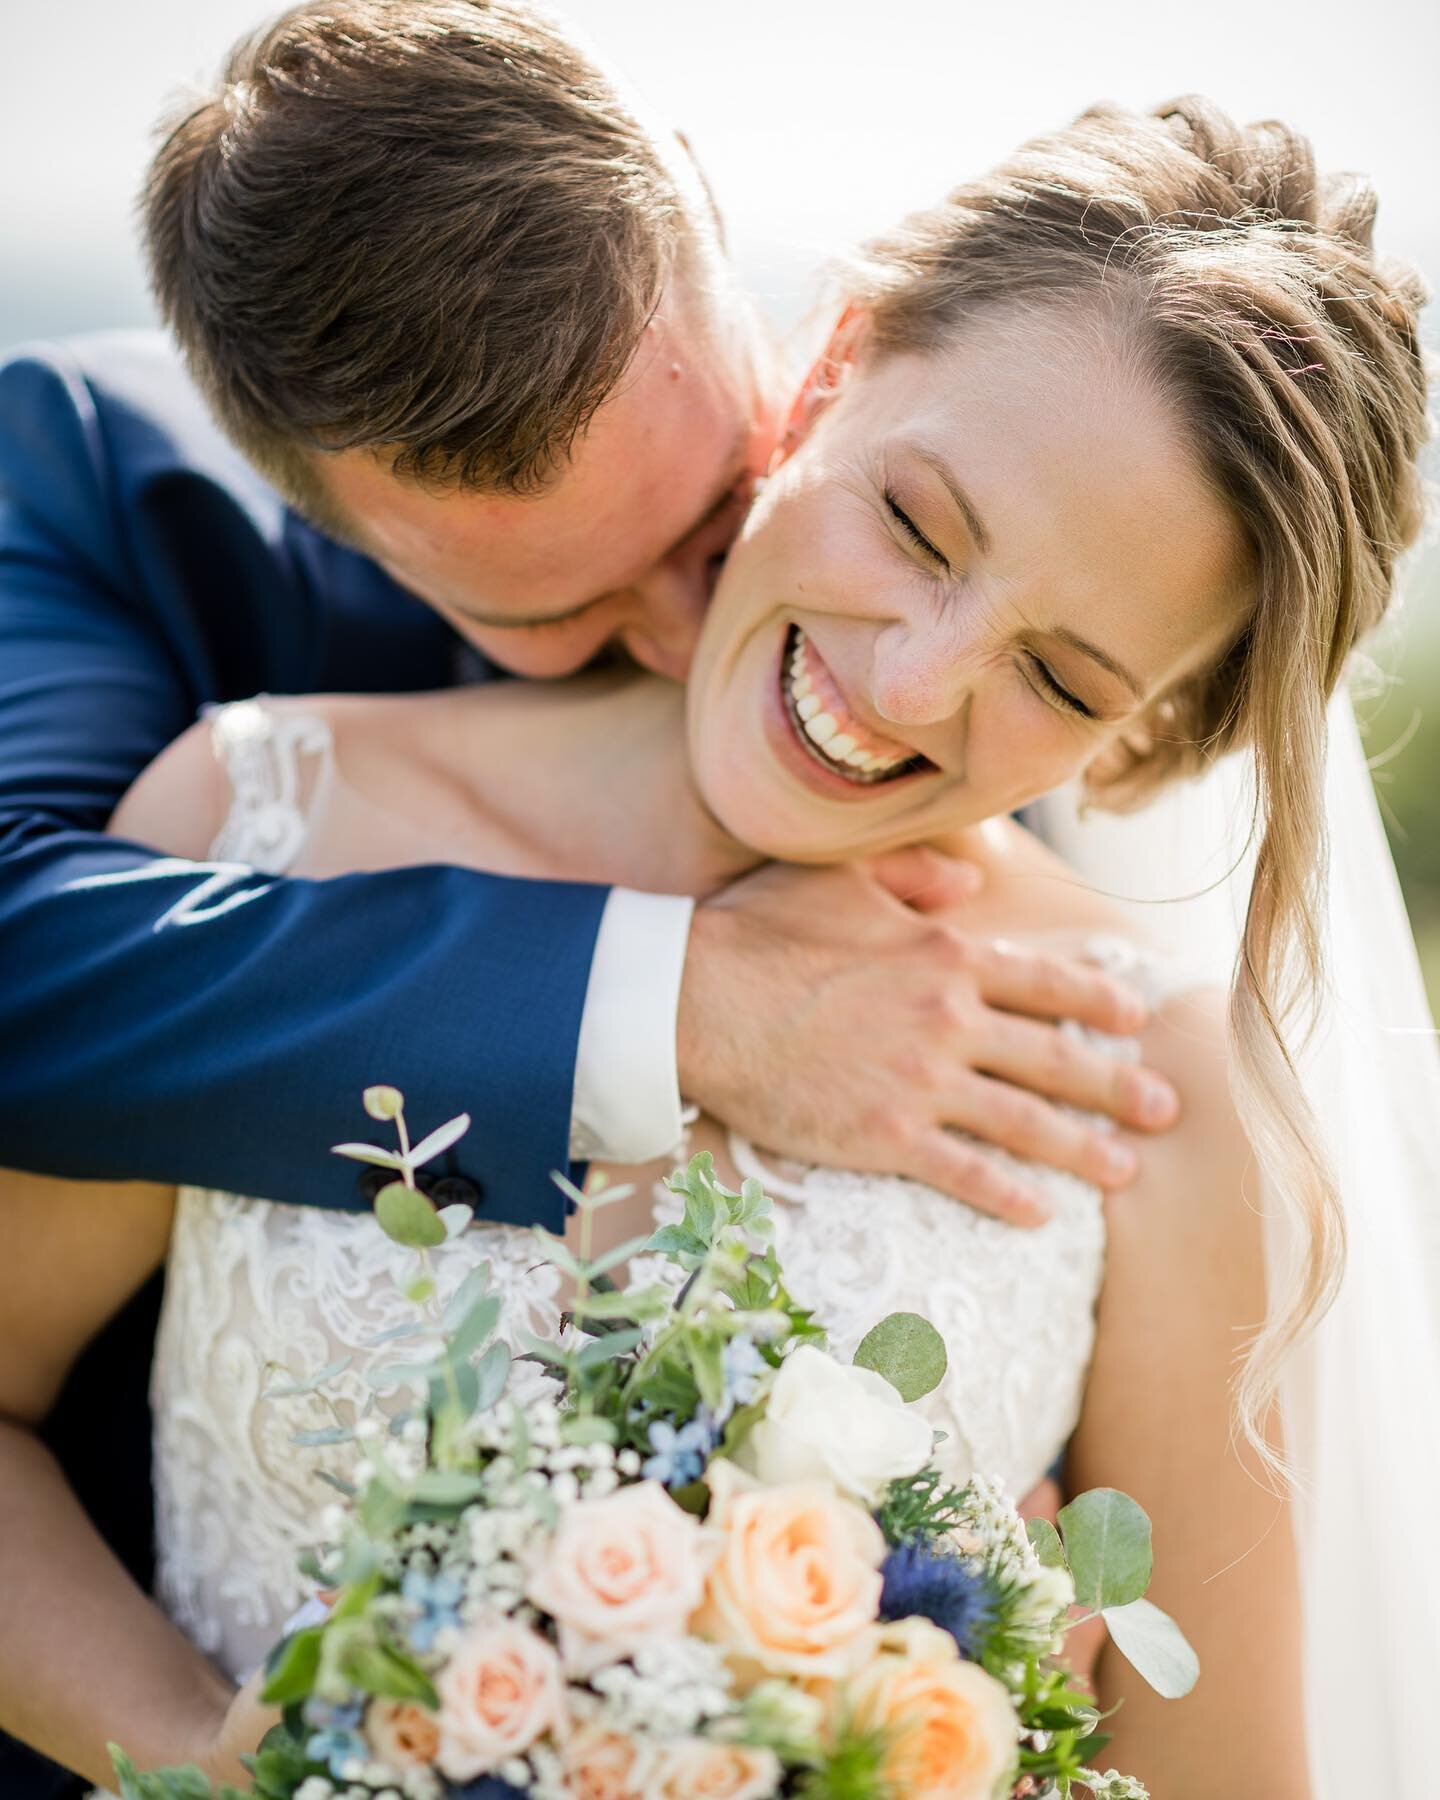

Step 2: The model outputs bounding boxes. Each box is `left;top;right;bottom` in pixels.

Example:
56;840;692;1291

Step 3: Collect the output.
685;305;1253;862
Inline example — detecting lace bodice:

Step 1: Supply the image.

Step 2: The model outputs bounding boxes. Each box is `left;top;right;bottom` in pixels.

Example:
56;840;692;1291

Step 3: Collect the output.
151;700;1188;1683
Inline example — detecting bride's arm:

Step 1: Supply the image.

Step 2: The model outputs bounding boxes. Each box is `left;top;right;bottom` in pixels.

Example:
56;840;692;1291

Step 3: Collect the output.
0;1173;268;1787
1068;989;1309;1797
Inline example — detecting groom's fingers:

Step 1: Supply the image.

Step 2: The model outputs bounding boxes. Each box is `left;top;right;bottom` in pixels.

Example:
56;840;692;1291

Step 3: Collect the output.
866;844;985;912
968;936;1151;1038
948;1071;1140;1192
975;1007;1180;1137
902;1128;1053;1227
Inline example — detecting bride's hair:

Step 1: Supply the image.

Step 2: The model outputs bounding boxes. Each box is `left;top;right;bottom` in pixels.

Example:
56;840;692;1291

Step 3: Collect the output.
850;96;1430;1463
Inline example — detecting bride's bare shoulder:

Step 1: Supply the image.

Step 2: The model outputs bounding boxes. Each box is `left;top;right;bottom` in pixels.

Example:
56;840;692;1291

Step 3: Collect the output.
937;815;1154;948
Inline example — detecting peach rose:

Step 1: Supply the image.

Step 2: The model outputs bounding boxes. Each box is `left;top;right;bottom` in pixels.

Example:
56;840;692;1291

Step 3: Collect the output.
435;1616;567;1781
691;1459;885;1687
526;1480;718;1676
366;1697;441;1771
650;1737;783;1799
848;1616;1017;1800
560;1718;654;1800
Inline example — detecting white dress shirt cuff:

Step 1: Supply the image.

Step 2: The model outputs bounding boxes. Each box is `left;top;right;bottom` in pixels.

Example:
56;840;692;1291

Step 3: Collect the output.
569;888;694;1165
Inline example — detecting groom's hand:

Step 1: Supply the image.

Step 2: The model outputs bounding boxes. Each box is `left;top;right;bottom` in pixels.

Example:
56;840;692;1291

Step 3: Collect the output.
678;853;1179;1226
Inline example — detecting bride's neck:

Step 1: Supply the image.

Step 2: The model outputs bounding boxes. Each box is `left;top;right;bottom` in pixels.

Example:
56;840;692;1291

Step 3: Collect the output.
442;668;759;897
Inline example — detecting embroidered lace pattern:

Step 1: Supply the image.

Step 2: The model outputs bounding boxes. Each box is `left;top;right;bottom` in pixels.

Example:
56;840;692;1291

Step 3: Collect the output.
150;701;1195;1685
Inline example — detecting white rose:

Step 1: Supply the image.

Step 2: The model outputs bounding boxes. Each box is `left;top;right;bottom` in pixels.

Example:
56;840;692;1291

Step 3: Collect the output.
735;1343;934;1503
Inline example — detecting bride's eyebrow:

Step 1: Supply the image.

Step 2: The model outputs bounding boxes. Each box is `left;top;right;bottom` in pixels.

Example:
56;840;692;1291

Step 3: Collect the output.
905;444;993;556
1048;625;1144;699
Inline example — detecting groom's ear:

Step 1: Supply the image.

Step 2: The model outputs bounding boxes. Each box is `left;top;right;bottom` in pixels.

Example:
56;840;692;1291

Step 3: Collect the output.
770;304;872;471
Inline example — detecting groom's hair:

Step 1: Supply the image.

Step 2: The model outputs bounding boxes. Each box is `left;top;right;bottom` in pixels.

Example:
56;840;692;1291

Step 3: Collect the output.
142;0;706;516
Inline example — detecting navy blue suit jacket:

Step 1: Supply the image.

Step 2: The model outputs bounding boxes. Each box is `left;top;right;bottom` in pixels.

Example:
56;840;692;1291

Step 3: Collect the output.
0;333;611;1793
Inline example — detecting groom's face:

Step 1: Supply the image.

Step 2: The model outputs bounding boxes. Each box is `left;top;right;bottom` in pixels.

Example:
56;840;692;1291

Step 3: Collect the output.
315;279;772;683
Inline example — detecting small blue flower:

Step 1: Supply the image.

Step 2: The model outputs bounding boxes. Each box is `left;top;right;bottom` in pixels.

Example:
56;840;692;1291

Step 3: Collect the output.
302;1699;367;1778
641;1411;716;1487
402;1566;466;1651
879;1543;1000;1658
718;1335;767;1422
446;1777;527;1799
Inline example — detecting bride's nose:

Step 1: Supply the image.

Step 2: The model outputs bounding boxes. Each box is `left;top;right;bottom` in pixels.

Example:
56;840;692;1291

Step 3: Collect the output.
869;619;975;728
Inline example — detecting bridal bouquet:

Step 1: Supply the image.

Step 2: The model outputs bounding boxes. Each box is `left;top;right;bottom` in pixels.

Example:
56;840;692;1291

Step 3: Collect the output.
113;1088;1194;1800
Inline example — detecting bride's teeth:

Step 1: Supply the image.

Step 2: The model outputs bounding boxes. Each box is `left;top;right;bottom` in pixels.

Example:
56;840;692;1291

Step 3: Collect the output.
805;712;839;746
782;625;921;787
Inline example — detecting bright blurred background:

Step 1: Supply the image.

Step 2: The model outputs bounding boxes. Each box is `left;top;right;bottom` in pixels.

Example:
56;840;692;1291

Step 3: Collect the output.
3;0;1437;1001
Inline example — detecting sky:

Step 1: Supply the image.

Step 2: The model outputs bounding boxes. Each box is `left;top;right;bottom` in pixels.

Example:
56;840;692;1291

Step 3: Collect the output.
3;0;1438;346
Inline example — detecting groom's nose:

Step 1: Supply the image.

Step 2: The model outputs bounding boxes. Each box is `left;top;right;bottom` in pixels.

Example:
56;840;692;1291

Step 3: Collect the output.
620;546;719;682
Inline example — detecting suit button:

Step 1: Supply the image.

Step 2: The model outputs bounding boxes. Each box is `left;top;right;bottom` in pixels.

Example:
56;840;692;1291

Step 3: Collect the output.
431;1175;484;1209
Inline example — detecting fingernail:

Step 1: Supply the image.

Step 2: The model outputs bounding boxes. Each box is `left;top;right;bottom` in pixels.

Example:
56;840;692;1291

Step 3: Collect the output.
1100;1140;1138;1184
1117;995;1148;1031
1135;1075;1178;1125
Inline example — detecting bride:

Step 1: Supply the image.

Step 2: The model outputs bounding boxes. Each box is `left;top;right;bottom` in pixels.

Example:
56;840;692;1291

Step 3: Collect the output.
0;99;1433;1798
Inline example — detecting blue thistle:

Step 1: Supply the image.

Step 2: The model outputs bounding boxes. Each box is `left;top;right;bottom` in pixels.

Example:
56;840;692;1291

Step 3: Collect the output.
879;1543;1000;1658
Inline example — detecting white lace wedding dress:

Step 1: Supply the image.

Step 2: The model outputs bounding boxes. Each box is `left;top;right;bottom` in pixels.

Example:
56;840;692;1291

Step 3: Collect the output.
148;699;1189;1687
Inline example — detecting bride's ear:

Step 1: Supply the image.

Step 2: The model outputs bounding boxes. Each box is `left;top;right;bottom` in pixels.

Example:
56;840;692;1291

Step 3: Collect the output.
769;304;872;473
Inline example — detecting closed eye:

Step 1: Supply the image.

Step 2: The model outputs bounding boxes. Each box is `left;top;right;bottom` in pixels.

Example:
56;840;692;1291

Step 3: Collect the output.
885;492;948;570
1025;654;1095;720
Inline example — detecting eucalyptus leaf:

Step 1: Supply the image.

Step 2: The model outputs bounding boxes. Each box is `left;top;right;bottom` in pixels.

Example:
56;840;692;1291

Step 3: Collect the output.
586;1234;658;1278
580;1179;637;1211
1101;1596;1200;1697
577;1326;645;1369
365;1360;438;1391
364;1320;430;1347
472;1338;511;1413
375;1181;447;1249
853;1312;948;1402
1026;1516;1067;1570
292;1425;354;1447
315;1470;358;1498
438;1203;474;1238
575;1284;671;1320
262;1354;352;1398
329;1141;405;1170
1058;1488;1153;1611
403;1275;436;1305
532;1226;586;1278
409;1470;485;1505
443;1263;494;1329
448;1293;502;1363
407;1111;472;1169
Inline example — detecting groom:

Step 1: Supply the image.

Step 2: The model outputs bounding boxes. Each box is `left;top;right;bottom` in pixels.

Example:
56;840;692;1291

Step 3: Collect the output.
0;4;1178;1790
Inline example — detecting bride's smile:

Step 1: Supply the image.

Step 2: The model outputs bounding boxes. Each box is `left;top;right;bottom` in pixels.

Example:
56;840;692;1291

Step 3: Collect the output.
683;305;1251;864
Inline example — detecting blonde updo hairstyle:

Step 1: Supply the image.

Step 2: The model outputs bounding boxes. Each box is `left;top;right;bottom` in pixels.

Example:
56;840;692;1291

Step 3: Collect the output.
851;96;1429;1460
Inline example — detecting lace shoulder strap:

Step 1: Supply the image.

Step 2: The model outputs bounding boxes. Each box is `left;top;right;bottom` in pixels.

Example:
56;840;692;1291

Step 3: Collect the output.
204;698;334;875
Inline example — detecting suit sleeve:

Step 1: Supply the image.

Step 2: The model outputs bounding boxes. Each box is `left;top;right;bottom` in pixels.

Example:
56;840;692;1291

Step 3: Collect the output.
0;348;606;1232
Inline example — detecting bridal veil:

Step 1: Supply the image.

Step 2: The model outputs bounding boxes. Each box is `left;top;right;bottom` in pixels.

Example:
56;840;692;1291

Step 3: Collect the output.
1031;690;1440;1796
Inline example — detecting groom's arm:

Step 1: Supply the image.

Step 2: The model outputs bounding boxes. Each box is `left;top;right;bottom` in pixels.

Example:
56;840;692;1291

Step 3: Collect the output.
0;343;609;1232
